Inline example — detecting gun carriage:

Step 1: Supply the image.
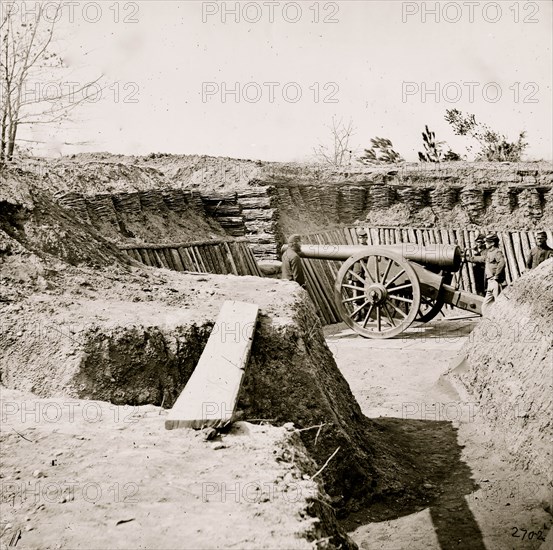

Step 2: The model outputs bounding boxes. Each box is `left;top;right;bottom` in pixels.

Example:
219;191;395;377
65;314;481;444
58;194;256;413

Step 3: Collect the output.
297;243;483;339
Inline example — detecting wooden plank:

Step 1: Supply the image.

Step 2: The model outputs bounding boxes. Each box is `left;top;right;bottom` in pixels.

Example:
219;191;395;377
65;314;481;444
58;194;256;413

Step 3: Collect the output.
199;245;215;273
510;232;526;277
427;229;436;245
165;301;259;430
365;227;374;246
313;234;340;315
146;249;158;267
304;258;336;324
162;248;176;271
152;249;166;269
519;231;532;271
119;237;246;250
213;244;229;274
132;249;144;263
220;243;236;274
224;242;239;275
178;247;194;271
192;246;209;273
343;227;354;245
207;244;222;273
210;244;226;275
408;228;417;244
185;246;202;271
232;242;248;275
243;246;259;276
137;249;149;266
170;248;185;272
503;232;518;284
370;227;379;245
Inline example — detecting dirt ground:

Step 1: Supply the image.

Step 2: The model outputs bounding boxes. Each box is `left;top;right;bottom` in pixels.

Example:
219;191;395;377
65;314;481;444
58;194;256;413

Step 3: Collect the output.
0;387;356;550
325;318;552;550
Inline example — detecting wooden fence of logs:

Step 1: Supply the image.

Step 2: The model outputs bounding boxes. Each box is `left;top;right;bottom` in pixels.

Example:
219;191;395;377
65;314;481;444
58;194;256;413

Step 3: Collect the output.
120;238;261;277
300;226;553;325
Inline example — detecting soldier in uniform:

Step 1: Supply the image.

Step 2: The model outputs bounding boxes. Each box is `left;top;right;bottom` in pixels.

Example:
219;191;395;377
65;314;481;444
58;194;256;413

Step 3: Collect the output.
481;233;506;313
357;228;368;247
468;234;487;296
281;234;306;288
525;231;552;269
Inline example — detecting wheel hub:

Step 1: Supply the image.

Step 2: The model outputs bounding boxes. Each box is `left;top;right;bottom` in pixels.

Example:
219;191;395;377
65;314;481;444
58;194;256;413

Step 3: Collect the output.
365;283;388;305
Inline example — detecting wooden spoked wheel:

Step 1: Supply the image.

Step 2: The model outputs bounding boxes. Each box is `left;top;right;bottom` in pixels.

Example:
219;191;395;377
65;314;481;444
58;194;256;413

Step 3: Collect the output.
335;250;421;339
416;295;446;322
415;270;451;322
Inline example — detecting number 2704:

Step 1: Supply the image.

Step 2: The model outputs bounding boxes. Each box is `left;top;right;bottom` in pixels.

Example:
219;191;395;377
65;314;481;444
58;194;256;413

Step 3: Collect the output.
511;527;546;541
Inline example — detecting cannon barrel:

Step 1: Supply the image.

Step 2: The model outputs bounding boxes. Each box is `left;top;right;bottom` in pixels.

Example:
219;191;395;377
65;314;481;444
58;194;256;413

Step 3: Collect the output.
297;243;462;272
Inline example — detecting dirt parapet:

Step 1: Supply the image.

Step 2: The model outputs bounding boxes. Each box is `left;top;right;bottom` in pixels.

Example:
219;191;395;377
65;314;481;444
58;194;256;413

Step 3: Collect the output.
8;157;553;261
1;261;438;517
451;259;553;502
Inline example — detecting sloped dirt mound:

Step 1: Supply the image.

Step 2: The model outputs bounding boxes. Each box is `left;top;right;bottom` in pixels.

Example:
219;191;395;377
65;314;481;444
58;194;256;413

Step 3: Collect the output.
1;268;441;518
0;169;130;270
2;165;226;246
451;259;553;496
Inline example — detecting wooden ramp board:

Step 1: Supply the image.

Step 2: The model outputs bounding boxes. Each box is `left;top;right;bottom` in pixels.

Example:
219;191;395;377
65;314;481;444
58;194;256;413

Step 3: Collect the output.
165;300;259;430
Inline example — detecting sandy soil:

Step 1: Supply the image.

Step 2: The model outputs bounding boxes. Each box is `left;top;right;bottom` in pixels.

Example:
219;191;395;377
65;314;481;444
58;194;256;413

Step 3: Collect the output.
325;319;552;550
0;386;353;550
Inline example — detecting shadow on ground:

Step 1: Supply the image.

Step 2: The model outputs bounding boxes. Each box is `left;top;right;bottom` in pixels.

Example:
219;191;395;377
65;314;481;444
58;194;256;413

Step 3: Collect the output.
340;418;486;550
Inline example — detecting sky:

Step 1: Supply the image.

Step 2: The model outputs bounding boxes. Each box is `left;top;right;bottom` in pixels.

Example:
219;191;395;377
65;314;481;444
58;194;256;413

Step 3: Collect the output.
12;0;553;162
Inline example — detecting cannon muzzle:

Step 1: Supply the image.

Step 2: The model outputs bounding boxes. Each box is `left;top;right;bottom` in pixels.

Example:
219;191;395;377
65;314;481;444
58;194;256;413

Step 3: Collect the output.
297;243;462;272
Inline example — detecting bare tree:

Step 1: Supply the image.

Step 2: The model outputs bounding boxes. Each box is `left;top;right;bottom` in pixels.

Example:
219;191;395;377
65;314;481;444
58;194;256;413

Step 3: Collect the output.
0;2;101;164
314;116;356;168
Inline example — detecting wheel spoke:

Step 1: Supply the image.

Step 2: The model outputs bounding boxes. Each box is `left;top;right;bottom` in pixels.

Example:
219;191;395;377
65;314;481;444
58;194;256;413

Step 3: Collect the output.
347;270;365;285
383;304;396;327
374;256;380;283
388;283;413;293
387;300;408;319
359;261;375;284
350;300;370;318
342;283;363;291
376;307;381;331
381;259;393;285
389;294;413;304
362;305;374;328
342;295;363;304
385;269;406;288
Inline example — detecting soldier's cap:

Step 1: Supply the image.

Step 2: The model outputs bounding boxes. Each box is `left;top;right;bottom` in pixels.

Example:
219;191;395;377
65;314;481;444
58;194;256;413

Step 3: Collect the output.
475;233;485;242
287;234;301;244
485;233;499;242
536;231;547;238
357;228;368;237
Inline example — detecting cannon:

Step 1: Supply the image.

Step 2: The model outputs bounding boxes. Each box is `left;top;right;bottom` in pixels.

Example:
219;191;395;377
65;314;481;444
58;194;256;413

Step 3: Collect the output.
296;243;483;339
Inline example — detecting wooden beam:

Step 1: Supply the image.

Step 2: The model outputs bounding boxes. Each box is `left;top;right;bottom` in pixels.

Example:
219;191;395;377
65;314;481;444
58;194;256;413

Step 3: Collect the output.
165;301;259;430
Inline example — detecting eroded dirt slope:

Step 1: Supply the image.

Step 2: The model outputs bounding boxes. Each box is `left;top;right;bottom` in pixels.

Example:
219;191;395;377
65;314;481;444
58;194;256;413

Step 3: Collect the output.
450;259;553;504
